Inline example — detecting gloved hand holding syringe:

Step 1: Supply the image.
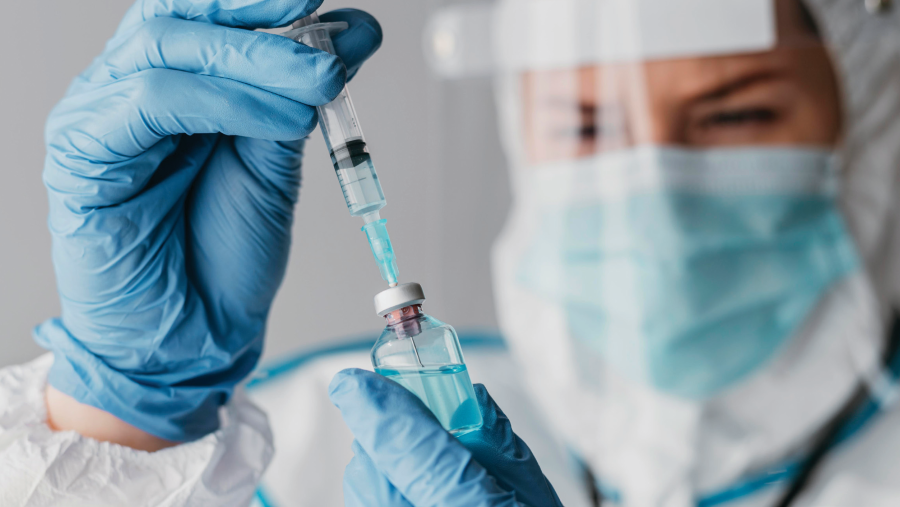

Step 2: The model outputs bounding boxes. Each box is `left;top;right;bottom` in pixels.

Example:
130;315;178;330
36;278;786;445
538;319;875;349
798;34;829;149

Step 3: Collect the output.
283;13;399;287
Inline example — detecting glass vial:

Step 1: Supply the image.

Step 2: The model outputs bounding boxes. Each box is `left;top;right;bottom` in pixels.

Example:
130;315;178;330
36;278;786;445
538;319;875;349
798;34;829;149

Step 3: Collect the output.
371;304;483;436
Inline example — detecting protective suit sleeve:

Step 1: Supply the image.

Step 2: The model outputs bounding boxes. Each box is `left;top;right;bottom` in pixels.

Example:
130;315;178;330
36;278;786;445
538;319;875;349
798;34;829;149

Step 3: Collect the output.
329;368;563;507
0;353;273;507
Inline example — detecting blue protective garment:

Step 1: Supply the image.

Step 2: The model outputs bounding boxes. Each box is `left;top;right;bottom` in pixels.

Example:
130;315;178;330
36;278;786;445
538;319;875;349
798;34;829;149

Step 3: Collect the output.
517;148;860;399
329;369;563;507
34;0;383;442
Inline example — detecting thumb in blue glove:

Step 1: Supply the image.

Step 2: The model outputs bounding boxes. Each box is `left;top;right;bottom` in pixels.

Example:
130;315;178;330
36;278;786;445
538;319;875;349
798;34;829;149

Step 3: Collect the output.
329;368;563;507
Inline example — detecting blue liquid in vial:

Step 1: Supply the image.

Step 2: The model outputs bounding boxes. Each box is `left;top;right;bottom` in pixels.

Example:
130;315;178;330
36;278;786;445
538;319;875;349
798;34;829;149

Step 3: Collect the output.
376;364;483;436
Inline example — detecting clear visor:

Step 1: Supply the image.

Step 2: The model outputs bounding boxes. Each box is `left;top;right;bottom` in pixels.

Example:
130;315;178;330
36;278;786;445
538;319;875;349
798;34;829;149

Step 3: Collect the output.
510;0;843;164
427;0;845;165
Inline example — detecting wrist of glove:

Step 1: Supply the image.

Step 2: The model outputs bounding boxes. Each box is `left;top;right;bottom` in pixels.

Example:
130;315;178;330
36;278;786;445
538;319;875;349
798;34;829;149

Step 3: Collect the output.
329;369;563;507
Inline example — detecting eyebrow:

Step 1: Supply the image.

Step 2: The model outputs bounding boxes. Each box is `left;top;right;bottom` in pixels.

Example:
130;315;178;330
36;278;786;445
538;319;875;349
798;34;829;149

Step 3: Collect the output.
693;70;783;103
531;64;786;114
540;96;595;109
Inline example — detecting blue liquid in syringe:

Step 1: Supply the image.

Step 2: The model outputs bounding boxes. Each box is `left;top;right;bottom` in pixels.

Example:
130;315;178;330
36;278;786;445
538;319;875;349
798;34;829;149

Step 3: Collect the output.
332;140;386;217
362;217;399;286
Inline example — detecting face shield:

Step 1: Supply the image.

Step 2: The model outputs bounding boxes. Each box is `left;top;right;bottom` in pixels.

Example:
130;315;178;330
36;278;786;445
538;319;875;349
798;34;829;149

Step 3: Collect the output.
425;0;900;503
496;0;842;162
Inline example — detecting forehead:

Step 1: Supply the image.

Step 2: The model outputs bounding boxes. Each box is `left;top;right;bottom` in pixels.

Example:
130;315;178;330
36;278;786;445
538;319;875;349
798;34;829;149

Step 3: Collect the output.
523;50;800;101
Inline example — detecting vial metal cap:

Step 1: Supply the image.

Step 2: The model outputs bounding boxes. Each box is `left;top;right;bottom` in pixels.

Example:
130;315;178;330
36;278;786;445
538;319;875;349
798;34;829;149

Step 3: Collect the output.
374;283;425;316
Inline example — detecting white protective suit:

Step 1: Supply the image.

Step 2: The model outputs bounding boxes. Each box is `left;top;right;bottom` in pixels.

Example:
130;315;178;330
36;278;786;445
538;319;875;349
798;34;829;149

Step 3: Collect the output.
0;354;273;506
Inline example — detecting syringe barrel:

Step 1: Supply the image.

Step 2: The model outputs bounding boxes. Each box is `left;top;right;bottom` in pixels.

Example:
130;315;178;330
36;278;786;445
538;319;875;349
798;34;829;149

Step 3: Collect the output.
287;15;396;284
318;88;365;157
289;14;366;158
286;13;387;217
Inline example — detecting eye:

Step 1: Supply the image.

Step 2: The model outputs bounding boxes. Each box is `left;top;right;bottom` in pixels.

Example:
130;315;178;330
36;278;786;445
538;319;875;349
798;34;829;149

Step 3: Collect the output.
699;108;778;128
549;104;599;141
545;103;628;148
577;104;600;141
579;112;598;141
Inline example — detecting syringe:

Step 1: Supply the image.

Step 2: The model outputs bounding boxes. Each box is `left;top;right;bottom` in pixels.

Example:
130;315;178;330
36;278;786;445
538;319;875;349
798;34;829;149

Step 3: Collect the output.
283;13;399;287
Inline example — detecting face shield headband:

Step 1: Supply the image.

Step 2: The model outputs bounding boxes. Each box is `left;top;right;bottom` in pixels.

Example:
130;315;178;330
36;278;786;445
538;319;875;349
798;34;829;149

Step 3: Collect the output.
425;0;779;79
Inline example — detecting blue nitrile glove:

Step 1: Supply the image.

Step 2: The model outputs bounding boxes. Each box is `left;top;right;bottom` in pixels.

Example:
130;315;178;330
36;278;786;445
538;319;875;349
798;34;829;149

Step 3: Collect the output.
35;0;382;442
329;369;563;507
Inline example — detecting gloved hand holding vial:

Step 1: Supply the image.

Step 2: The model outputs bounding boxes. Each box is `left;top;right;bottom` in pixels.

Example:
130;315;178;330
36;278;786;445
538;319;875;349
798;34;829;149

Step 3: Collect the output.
371;283;483;436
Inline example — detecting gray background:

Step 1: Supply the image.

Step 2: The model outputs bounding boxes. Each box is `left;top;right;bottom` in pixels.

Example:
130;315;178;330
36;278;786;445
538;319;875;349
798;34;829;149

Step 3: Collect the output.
0;0;508;368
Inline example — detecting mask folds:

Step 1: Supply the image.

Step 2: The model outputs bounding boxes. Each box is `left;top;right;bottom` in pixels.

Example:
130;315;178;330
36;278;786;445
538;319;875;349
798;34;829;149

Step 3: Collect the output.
516;147;859;398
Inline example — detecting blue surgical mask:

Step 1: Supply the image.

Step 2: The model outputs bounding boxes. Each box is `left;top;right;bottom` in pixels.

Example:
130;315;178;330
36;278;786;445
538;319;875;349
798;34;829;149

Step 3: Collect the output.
516;147;860;399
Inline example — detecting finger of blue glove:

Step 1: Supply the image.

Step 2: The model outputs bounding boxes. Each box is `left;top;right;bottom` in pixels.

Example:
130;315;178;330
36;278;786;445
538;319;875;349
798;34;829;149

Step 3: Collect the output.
45;70;316;211
46;134;212;321
459;385;564;507
40;136;239;435
115;0;323;37
319;9;383;81
184;136;300;339
96;18;345;106
344;440;415;507
329;369;520;507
